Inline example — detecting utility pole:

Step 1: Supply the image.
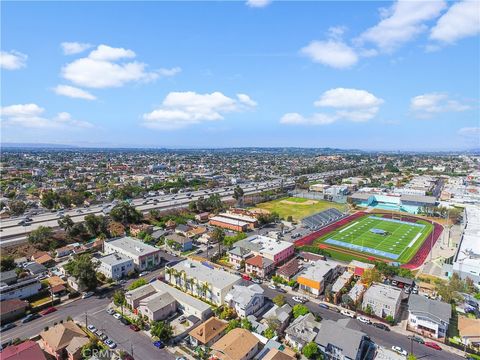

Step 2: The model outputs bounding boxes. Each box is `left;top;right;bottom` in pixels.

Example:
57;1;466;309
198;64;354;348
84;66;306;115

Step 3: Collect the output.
85;311;88;328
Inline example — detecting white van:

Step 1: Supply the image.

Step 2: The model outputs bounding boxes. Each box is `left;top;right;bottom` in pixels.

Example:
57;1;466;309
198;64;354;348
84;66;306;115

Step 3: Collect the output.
341;309;355;318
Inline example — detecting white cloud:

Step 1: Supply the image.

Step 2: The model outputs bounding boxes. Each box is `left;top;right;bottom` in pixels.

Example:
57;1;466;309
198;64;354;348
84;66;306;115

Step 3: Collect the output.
246;0;271;8
53;85;97;100
301;40;358;69
157;67;182;77
410;93;471;118
1;103;93;129
142;91;257;130
281;88;383;126
0;50;27;70
458;127;480;138
357;0;447;52
61;42;93;55
61;44;176;89
430;1;480;43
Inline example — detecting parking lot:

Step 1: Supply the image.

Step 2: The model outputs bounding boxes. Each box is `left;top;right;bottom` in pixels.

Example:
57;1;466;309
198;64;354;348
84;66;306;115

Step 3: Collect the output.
77;308;175;360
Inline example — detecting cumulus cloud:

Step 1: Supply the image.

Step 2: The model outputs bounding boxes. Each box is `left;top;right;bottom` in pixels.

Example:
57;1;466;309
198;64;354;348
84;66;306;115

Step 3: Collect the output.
61;44;177;89
53;85;97;100
0;50;27;70
430;1;480;43
357;0;447;52
61;42;93;55
281;88;383;126
410;93;471;118
157;67;182;77
458;127;480;137
142;91;257;130
246;0;271;8
0;103;93;129
301;40;358;69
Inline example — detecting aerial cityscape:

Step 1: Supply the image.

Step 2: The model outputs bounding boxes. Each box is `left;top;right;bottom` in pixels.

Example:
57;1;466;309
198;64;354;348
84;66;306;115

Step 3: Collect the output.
1;1;479;360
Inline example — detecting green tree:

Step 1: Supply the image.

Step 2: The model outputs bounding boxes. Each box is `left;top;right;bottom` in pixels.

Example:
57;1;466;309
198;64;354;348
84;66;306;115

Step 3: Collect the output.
110;202;143;225
233;186;244;206
113;290;125;306
361;268;382;286
263;327;275;339
0;256;15;272
151;321;173;342
302;342;318;359
292;304;309;318
27;226;54;250
128;278;147;290
272;295;286;307
84;214;109;237
385;315;395;325
58;215;75;234
241;318;252;331
211;227;225;254
63;254;99;291
9;200;27;216
226;319;240;332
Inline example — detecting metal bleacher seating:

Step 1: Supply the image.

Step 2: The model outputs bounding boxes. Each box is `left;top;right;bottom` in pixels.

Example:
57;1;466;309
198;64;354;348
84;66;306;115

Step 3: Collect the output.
301;208;344;230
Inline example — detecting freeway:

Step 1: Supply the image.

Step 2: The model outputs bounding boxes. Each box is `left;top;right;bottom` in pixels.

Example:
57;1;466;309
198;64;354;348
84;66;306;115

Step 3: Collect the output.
0;168;355;246
261;285;464;360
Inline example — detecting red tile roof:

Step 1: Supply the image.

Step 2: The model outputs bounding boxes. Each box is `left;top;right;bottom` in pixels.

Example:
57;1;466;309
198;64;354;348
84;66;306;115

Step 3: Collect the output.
0;340;47;360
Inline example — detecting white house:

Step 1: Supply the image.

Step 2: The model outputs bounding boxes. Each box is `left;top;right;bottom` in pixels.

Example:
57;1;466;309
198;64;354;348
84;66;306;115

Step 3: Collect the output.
96;253;134;280
104;236;162;271
224;284;264;318
407;294;452;340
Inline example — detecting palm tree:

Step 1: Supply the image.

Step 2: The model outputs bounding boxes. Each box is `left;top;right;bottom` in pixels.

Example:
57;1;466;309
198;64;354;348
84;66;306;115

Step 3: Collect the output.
180;271;188;291
200;282;211;301
165;267;174;283
186;278;195;294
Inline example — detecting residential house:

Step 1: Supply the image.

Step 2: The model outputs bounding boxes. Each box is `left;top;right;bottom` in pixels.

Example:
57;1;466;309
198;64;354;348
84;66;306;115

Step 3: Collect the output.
195;212;210;222
259;348;296;360
330;271;354;304
254;339;296;360
347;260;375;277
167;260;241;306
276;258;302;281
211;328;260;360
96;253;134;280
174;224;192;236
262;303;292;333
285;313;321;350
407;294;452;340
0;340;48;360
129;223;153;237
0;299;28;324
138;291;176;322
46;276;68;297
362;283;402;320
229;236;295;268
40;321;89;360
56;246;74;258
34;253;55;268
297;261;342;296
13;257;28;267
104;236;162;270
24;262;47;276
348;281;366;305
225;284;264;318
186;226;207;239
165;233;193;252
67;277;86;293
315;319;376;360
126;280;212;321
188;317;228;348
0;273;41;301
458;317;480;349
245;256;274;278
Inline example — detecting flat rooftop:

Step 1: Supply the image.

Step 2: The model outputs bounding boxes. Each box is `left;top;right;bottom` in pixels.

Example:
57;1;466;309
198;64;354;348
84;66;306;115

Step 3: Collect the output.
106;236;159;256
171;260;241;289
236;235;293;256
210;216;249;227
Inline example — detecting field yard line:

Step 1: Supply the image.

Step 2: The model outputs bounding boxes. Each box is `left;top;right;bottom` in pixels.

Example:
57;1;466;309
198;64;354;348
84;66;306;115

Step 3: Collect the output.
407;232;421;248
338;221;359;233
398;227;425;259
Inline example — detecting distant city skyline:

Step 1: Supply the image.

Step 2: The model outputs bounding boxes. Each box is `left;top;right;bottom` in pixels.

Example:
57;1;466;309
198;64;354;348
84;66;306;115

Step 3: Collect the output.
1;1;479;150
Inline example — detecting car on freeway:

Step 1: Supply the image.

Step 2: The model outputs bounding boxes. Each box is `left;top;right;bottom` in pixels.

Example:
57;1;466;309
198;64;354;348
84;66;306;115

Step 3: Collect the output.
129;324;140;331
425;342;442;350
40;307;57;315
87;324;97;332
340;309;356;318
113;313;122;320
82;291;94;299
373;322;390;331
0;323;16;332
106;308;116;315
153;340;165;349
407;335;425;344
357;316;371;324
391;346;408;356
21;313;41;323
319;303;330;310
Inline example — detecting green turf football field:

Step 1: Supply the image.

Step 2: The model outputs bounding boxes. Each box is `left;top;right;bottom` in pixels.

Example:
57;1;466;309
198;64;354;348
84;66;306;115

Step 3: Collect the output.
315;215;433;263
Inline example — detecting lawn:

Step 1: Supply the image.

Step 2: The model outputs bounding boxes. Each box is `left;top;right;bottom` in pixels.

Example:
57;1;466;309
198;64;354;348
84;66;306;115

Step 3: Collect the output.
313;214;433;263
253;197;344;221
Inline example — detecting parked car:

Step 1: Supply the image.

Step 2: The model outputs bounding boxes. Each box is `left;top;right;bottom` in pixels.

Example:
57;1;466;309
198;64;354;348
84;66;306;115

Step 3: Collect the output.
139;271;149;277
120;317;130;325
242;274;252;281
95;330;103;337
319;303;329;310
268;284;277;290
153;341;165;349
129;324;140;331
105;339;117;349
425;342;442;350
0;323;16;332
329;307;340;313
82;291;94;299
87;324;97;332
373;322;390;331
292;296;307;303
251;278;262;284
407;335;425;344
21;313;41;323
40;307;57;315
391;346;408;356
113;313;122;320
357;316;371;324
341;309;355;318
106;308;116;315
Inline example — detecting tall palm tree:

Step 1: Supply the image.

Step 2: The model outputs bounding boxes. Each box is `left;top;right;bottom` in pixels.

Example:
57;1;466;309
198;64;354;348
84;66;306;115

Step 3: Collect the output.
200;282;210;301
186;278;195;294
165;267;174;282
181;271;188;291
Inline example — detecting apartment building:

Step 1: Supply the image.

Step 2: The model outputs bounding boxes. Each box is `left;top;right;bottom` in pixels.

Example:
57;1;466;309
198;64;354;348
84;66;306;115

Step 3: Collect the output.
103;236;162;271
362;283;402;319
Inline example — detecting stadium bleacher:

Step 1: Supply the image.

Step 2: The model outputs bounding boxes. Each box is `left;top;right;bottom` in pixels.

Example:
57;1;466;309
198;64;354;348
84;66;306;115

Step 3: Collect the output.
301;208;344;230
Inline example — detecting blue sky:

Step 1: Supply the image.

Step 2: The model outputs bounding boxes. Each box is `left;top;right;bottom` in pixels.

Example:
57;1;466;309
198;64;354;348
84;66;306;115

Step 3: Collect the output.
1;0;479;150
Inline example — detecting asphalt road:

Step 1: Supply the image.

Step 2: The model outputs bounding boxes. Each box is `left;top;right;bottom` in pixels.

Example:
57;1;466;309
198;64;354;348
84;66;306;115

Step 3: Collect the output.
261;286;464;360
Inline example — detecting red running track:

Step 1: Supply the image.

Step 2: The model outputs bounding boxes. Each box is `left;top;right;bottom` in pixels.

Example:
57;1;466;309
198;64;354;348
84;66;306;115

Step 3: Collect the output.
294;211;443;270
